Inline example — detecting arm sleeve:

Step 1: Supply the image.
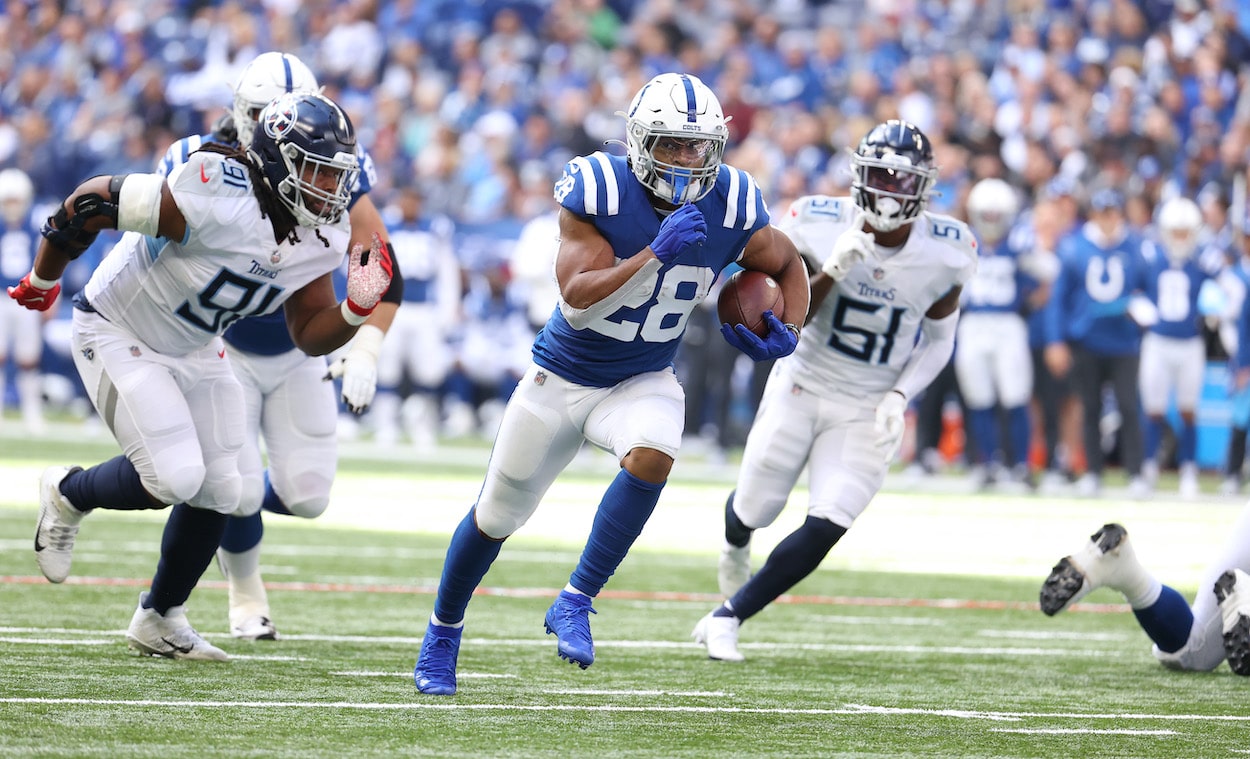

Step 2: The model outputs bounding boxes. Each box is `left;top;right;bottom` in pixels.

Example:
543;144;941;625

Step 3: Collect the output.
892;309;959;401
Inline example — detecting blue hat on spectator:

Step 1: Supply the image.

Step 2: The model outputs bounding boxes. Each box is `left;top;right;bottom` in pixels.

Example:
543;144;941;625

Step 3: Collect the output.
1089;186;1124;211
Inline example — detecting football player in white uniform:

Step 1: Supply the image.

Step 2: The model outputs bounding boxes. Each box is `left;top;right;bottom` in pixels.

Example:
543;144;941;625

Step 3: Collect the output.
954;178;1039;489
0;168;46;433
1040;518;1250;676
156;52;402;641
413;73;811;695
694;120;977;662
11;92;393;661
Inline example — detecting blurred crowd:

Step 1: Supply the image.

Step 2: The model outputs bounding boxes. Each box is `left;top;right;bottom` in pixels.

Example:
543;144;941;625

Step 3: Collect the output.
3;0;1250;492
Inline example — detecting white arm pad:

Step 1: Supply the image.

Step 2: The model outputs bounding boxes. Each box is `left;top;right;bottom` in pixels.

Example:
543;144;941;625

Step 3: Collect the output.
116;174;165;237
560;257;662;330
893;309;959;401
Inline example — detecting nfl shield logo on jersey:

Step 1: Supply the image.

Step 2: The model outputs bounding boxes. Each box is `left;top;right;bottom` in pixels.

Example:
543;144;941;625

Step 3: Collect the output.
873;267;885;280
534;371;547;386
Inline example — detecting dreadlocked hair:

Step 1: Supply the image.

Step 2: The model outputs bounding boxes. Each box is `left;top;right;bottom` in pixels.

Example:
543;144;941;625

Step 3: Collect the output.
193;143;323;246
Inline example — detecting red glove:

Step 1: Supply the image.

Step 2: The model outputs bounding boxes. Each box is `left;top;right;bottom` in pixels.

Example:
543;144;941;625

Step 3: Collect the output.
341;232;393;325
8;272;61;312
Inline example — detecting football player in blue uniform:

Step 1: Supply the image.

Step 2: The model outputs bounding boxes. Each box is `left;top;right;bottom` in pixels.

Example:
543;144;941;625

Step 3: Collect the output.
413;72;811;695
0;168;46;433
14;92;393;660
1138;196;1219;498
1042;186;1152;498
155;52;402;641
954;177;1040;490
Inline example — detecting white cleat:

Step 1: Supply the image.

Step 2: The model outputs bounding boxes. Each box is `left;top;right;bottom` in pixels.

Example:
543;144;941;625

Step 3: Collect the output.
1214;568;1250;676
718;542;751;598
217;548;279;640
1074;473;1101;498
692;611;745;662
231;615;279;641
126;592;229;661
1039;523;1141;616
1127;476;1152;501
1178;464;1200;500
34;466;86;583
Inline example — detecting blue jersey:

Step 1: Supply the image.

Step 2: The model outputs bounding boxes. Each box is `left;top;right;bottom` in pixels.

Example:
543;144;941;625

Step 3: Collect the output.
1141;241;1212;341
962;233;1036;315
533;152;769;387
0;213;40;289
1044;222;1151;356
155;129;377;356
389;216;456;305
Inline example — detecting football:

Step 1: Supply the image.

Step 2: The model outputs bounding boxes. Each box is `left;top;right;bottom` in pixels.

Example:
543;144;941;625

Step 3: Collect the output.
717;270;785;338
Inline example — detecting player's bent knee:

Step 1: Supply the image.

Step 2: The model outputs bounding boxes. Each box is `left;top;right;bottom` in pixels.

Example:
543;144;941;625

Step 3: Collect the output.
285;494;330;519
622;447;673;484
149;461;208;506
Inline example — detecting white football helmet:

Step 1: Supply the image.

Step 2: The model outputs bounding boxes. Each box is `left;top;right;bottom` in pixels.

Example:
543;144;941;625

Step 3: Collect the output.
0;167;34;227
233;52;320;148
966;178;1020;244
1156;196;1203;265
622;73;728;205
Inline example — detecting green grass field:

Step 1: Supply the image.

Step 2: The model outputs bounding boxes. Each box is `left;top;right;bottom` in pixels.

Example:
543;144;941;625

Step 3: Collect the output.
2;427;1248;758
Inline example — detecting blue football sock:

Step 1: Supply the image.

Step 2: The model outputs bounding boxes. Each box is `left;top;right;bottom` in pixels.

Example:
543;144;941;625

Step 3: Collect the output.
729;516;846;622
145;503;229;615
60;455;162;511
1005;405;1031;467
1143;417;1163;462
724;490;752;548
1131;585;1193;654
966;408;997;465
432;508;504;625
220;510;264;554
569;468;664;596
1178;422;1197;466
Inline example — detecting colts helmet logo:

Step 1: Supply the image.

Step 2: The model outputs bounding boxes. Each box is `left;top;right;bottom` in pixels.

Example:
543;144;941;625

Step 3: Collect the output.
263;95;299;140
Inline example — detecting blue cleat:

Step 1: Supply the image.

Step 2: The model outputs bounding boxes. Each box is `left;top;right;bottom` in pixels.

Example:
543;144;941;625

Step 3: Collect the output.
544;590;597;669
414;621;462;695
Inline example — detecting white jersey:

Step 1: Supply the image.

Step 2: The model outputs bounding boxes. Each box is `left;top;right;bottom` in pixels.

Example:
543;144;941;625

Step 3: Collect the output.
85;152;350;356
778;195;976;401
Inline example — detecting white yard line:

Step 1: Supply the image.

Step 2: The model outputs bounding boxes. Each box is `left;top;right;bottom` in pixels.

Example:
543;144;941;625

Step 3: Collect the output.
0;696;1244;724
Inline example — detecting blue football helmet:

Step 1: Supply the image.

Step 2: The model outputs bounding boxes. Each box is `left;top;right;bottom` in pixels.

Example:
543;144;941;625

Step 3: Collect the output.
851;120;938;232
251;91;358;228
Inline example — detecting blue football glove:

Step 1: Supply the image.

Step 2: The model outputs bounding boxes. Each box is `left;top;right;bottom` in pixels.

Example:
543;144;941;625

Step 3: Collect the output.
650;203;707;264
720;310;799;362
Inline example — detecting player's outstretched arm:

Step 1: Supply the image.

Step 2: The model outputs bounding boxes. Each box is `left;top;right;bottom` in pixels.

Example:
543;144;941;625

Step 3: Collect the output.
285;233;393;356
10;174;183;311
323;195;403;414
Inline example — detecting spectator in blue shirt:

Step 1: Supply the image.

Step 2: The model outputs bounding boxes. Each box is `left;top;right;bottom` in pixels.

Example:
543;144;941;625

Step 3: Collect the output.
1043;185;1153;497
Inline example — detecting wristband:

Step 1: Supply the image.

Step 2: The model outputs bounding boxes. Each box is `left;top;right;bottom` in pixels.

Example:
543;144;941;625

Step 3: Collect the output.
340;300;369;326
29;272;59;290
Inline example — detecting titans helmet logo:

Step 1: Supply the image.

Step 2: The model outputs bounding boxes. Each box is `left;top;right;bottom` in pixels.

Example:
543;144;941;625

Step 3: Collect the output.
263;95;299;139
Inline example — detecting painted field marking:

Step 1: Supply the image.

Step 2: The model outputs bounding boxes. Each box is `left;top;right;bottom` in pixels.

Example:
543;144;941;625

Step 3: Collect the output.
330;671;516;679
1;697;1246;723
991;728;1177;735
0;626;1128;658
0;575;1129;614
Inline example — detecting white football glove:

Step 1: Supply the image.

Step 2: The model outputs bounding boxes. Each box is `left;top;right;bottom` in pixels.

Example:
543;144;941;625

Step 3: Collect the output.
874;389;908;464
324;324;384;414
822;227;874;282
